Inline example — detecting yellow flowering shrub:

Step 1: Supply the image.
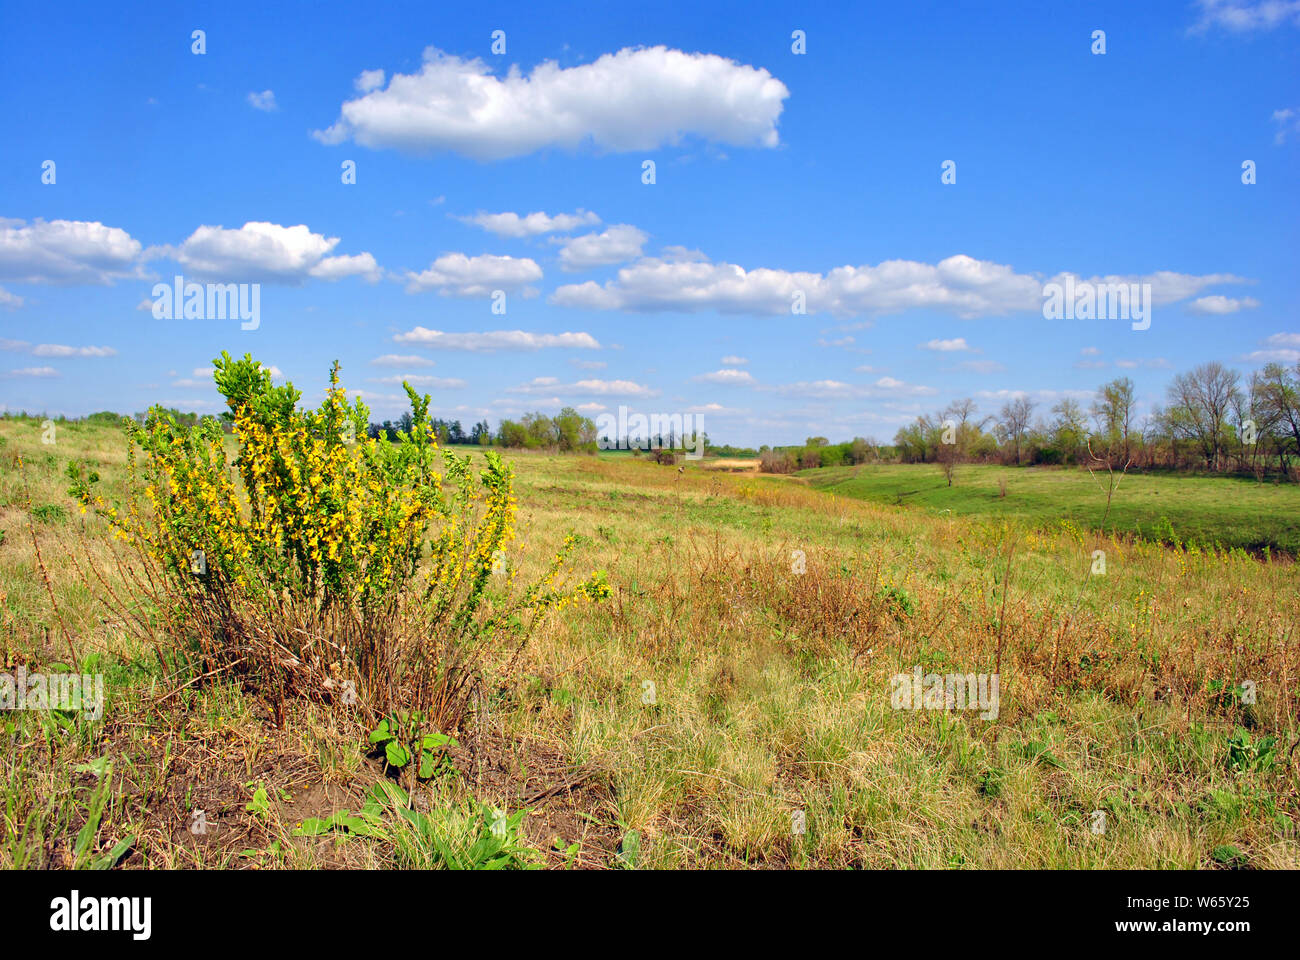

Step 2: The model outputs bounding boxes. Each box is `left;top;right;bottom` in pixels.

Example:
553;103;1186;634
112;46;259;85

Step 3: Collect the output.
69;353;609;731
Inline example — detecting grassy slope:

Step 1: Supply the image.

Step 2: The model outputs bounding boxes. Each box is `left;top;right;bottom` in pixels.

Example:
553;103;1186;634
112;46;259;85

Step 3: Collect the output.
800;462;1300;555
2;416;1297;869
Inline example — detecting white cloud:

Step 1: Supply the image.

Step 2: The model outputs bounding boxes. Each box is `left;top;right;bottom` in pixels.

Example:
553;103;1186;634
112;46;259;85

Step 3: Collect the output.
355;69;386;93
508;376;657;398
569;358;607;370
919;337;972;352
1;338;30;351
168;222;380;284
402;253;541;296
556;225;648;271
5;366;58;378
1272;107;1300;144
312;45;789;159
960;360;1005;374
553;252;1245;319
32;344;116;358
1241;332;1300;364
1080;346;1101;355
1189;0;1300;33
247;90;278;112
460;210;600;238
0;217;144;285
0;286;23;308
392;328;600;351
693;368;756;385
720;355;748;366
367;374;467;388
1188;294;1260;314
370;354;434;367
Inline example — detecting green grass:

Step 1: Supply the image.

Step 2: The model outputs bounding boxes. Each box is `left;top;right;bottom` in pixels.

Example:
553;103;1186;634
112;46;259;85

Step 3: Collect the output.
799;462;1300;554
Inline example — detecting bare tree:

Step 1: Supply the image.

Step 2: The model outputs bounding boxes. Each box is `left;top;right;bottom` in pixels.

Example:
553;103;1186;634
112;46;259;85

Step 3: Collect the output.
1163;362;1241;471
999;396;1034;465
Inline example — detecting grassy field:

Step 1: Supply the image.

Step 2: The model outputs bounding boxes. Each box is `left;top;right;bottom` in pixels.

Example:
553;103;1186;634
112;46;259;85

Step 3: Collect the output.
800;462;1300;556
2;415;1298;869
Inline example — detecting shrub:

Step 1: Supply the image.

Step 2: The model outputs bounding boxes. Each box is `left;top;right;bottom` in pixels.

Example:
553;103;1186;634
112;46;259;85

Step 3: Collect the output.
69;353;609;737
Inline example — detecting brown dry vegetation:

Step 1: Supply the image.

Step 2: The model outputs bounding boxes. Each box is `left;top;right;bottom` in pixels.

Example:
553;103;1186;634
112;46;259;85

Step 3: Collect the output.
2;419;1297;869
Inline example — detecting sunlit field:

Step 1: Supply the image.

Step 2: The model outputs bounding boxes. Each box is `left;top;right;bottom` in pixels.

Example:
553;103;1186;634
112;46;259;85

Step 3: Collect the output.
3;414;1296;869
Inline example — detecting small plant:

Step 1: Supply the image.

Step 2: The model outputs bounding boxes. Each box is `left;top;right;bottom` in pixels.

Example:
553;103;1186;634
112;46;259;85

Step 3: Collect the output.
1226;728;1276;774
30;504;68;525
368;714;458;779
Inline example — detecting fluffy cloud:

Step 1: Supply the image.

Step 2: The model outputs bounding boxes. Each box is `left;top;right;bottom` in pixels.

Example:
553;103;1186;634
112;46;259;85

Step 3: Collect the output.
1273;107;1300;144
370;354;434;367
919;337;972;352
2;340;115;358
1241;332;1300;364
168;222;380;284
552;251;1251;319
367;374;467;388
402;253;541;296
693;368;756;385
508;376;657;398
460;210;599;238
32;344;117;357
1189;0;1300;33
313;46;789;159
556;225;648;271
1188;294;1260;314
0;217;144;285
247;90;278;111
392;328;600;351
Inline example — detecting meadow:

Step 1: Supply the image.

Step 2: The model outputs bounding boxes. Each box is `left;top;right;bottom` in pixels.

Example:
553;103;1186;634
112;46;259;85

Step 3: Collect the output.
800;462;1300;556
1;414;1297;869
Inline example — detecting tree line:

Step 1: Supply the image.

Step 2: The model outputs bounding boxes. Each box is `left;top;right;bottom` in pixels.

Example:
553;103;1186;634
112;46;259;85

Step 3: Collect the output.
891;361;1300;478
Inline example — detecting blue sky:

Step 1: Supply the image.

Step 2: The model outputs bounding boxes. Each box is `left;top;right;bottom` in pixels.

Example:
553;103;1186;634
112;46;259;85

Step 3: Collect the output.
1;0;1297;446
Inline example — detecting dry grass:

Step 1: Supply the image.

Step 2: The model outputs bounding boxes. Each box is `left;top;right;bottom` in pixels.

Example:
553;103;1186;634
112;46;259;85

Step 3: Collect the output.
2;419;1297;869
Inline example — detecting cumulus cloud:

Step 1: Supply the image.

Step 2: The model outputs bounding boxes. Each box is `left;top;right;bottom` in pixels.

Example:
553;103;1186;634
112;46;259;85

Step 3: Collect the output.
247;90;278;111
1241;332;1300;364
32;344;117;357
0;217;144;285
1189;0;1300;33
693;368;756;385
370;354;434;367
508;376;657;398
402;253;541;296
355;69;385;93
367;374;467;388
392;328;600;351
1188;294;1260;314
552;250;1251;319
167;222;380;284
556;225;648;271
919;337;973;352
312;45;789;159
459;210;599;238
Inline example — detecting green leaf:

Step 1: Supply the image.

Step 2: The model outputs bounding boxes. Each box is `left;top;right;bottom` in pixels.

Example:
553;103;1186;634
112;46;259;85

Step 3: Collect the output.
368;719;392;744
385;741;411;767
